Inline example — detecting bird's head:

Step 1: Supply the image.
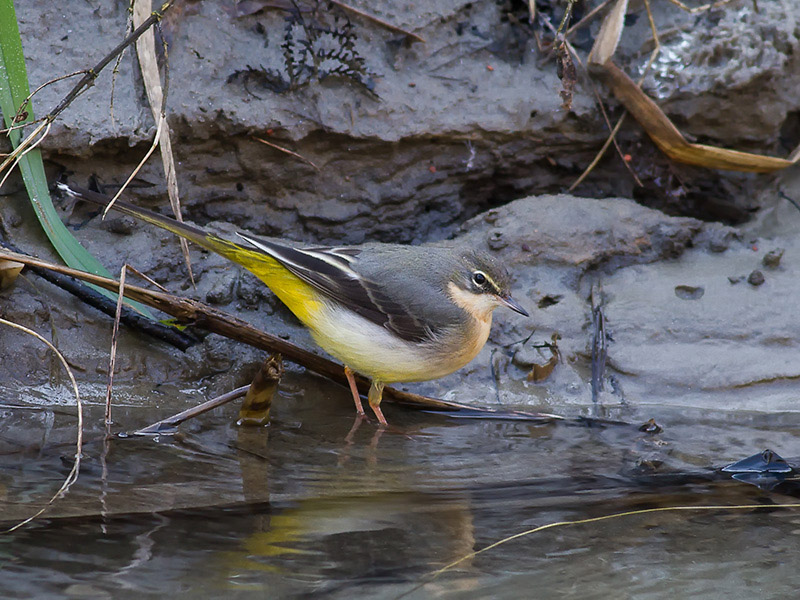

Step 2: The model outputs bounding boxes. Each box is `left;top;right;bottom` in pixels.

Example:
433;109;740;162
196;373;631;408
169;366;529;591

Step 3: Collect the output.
447;251;529;321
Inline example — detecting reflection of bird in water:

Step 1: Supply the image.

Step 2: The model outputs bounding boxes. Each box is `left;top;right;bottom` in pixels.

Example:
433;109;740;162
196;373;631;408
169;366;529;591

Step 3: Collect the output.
221;415;477;586
217;491;476;585
66;185;528;426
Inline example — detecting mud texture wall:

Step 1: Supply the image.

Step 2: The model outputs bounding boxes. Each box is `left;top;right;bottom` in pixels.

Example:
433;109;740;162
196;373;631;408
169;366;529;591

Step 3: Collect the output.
3;0;800;413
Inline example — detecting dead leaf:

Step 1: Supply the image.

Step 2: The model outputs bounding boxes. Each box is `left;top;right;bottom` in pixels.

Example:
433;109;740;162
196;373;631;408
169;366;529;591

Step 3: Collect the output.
0;259;23;289
238;354;284;426
528;333;561;382
588;0;799;173
133;0;194;282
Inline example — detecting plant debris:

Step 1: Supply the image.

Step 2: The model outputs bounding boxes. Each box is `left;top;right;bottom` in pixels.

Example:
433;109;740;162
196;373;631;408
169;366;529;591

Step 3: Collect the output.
227;1;375;94
238;354;284;426
527;333;561;383
762;248;785;270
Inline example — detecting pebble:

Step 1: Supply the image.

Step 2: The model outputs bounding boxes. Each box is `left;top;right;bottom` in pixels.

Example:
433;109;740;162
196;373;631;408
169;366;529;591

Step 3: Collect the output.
747;270;765;286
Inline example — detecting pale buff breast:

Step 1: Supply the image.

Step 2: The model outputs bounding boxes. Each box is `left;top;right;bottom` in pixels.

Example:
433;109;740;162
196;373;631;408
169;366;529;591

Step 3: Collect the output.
306;299;492;383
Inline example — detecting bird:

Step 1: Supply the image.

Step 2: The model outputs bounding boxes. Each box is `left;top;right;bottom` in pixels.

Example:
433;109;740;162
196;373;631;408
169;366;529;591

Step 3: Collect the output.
61;184;529;425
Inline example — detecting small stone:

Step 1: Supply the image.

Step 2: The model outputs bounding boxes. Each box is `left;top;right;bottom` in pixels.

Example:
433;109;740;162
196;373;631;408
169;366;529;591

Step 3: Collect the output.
747;270;765;286
638;418;663;434
483;209;500;224
674;285;704;300
103;216;136;235
487;230;507;250
728;275;745;285
236;278;261;307
708;238;729;253
206;271;236;305
762;248;784;269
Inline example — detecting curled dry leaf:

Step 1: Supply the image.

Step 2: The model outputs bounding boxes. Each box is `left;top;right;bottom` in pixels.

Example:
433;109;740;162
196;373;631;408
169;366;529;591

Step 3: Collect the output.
528;333;561;383
0;259;23;289
588;0;799;173
238;354;284;426
594;62;797;172
556;39;577;111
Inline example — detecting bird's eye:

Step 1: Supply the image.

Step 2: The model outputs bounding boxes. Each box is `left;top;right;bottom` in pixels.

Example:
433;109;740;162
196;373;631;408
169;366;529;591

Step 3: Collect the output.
472;271;487;286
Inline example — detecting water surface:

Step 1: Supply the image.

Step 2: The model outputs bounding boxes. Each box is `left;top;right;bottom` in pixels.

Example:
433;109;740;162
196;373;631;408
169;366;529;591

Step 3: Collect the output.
2;373;799;599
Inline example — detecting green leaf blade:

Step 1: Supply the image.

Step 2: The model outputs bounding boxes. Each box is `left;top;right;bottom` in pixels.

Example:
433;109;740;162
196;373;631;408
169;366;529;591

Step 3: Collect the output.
0;0;154;318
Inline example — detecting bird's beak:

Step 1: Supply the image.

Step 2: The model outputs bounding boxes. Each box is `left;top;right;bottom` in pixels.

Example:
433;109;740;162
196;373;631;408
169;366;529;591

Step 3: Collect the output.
497;294;529;317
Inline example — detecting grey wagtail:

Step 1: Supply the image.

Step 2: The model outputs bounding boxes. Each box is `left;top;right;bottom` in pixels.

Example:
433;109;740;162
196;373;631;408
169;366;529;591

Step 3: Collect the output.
64;185;529;425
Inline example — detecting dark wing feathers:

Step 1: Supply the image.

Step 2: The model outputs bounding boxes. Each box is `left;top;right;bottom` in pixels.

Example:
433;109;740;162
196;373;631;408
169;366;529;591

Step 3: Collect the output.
237;235;432;343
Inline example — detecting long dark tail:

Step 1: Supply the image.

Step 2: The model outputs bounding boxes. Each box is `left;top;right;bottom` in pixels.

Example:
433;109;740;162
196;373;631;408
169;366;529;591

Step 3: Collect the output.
57;183;265;268
57;183;322;325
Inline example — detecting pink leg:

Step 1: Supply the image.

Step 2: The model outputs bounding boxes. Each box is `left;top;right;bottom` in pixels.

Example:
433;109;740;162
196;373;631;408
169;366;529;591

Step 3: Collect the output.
368;381;388;426
344;366;365;416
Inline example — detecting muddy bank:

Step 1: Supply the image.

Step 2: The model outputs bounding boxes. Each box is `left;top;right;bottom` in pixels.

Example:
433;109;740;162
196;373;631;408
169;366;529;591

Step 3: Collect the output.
3;1;800;413
10;1;800;237
7;189;800;415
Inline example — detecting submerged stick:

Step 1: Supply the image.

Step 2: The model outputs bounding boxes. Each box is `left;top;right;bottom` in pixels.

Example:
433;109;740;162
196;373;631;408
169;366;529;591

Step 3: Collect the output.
238;354;284;426
135;386;250;435
0;240;194;350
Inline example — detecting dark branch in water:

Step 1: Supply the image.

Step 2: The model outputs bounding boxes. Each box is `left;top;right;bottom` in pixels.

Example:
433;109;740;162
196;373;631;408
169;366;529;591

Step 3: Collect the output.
591;284;608;403
0;239;195;351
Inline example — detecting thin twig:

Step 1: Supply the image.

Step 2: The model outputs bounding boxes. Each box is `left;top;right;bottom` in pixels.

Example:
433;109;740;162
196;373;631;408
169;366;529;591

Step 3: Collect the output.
395;502;800;599
590;282;607;403
665;0;737;14
2;70;88;134
134;385;249;435
554;0;577;36
104;264;127;424
0;318;83;533
48;0;175;122
330;0;425;42
566;0;613;36
569;113;627;191
104;116;164;216
0;121;50;189
0;239;195;350
124;263;170;293
778;190;800;214
253;136;321;170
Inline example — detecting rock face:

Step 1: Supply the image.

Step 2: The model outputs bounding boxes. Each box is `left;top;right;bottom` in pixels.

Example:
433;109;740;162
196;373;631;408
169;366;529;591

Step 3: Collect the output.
12;1;800;238
15;0;596;244
3;1;800;414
